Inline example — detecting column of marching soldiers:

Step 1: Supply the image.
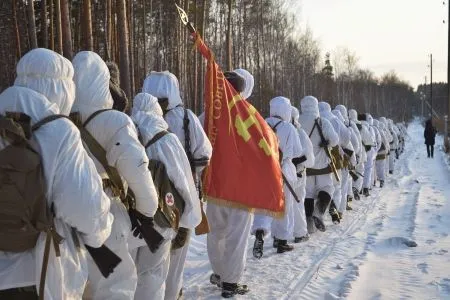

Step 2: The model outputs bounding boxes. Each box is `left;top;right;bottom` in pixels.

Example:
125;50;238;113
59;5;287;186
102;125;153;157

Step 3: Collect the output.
0;48;408;300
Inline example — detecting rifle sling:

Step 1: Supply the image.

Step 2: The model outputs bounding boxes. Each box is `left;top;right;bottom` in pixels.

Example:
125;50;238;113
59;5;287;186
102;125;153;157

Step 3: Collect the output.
145;130;170;149
269;119;300;203
281;173;300;203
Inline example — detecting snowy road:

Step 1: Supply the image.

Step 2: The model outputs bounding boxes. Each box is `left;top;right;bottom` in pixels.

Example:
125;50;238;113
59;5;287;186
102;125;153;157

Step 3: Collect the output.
183;121;450;300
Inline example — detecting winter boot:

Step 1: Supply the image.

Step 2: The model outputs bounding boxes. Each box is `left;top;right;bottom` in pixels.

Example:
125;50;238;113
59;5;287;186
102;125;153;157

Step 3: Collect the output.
380;180;384;188
353;187;361;201
273;237;280;248
277;239;294;253
346;196;353;211
294;234;310;243
389;170;393;175
363;188;370;197
221;282;249;298
329;201;340;224
253;229;264;259
306;216;316;234
305;198;316;234
210;273;221;287
313;191;332;232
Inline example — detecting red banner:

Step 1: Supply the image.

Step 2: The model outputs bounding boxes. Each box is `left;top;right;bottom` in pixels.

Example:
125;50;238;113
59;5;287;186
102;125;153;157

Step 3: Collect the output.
194;34;284;216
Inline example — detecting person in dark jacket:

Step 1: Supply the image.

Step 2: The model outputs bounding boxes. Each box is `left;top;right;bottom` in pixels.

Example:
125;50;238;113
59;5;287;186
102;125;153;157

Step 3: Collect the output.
424;119;437;158
106;61;129;113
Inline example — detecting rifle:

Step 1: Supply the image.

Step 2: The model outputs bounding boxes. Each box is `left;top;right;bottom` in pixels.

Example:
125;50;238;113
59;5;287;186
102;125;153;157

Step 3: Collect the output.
84;245;122;278
313;118;340;182
182;108;210;235
71;229;121;279
348;170;359;182
70;111;164;254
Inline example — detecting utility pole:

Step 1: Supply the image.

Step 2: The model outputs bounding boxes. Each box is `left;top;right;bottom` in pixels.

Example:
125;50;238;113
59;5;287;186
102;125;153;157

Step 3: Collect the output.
430;54;433;118
423;76;427;118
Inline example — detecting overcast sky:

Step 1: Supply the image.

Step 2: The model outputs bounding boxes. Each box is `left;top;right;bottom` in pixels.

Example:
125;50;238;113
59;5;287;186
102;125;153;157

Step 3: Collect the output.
295;0;448;88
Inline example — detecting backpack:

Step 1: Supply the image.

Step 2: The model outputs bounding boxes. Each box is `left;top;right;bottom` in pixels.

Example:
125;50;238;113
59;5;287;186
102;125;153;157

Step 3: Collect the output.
0;112;67;300
144;130;185;229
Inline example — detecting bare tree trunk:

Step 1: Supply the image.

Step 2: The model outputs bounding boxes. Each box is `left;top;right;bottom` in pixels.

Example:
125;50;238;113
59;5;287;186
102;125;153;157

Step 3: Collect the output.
128;0;135;96
41;0;48;48
49;0;54;50
12;0;22;58
116;0;131;99
55;0;63;54
105;0;112;60
143;0;147;76
61;0;73;59
27;0;38;49
82;0;93;50
226;0;233;71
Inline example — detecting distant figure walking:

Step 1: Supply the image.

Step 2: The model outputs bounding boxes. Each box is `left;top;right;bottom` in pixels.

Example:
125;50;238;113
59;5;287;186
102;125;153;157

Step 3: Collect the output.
424;119;437;158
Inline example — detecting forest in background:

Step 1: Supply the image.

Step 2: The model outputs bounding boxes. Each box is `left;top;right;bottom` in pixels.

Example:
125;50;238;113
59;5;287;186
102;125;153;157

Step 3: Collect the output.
0;0;427;121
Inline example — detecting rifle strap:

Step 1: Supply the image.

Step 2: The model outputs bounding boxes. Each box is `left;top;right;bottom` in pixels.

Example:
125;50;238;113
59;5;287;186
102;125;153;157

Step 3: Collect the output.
269;120;284;162
145;130;170;149
83;109;112;127
79;126;125;198
308;120;317;138
32;114;71;132
183;108;194;172
281;173;300;203
72;110;125;199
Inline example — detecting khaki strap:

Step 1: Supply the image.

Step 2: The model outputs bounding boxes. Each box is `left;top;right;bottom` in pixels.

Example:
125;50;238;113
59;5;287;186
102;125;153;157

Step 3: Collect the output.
32;115;70;132
39;227;62;300
145;130;170;149
376;154;387;160
82;109;112;128
78;126;125;199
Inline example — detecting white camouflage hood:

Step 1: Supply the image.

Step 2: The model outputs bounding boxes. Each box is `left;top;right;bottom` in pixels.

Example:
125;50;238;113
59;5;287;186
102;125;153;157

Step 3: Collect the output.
300;96;320;118
142;71;182;110
132;93;168;143
14;48;75;116
234;68;254;99
71;51;113;120
270;96;292;122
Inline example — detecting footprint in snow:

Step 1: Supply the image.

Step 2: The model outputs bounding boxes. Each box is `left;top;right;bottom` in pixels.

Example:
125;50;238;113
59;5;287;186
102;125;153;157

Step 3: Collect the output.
426;239;437;245
417;263;428;274
436;249;449;255
373;237;418;253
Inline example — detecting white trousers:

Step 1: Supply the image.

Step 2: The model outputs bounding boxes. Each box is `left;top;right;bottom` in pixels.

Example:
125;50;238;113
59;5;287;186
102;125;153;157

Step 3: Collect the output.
84;200;137;300
130;239;171;300
338;169;349;213
354;162;365;191
165;234;191;300
363;158;374;189
206;203;254;283
252;180;297;240
332;170;342;212
305;173;334;199
293;174;307;238
389;149;396;172
376;159;386;181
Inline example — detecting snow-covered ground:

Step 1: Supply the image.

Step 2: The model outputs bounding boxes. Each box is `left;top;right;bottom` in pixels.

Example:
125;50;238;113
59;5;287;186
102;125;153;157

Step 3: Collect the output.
183;120;450;300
